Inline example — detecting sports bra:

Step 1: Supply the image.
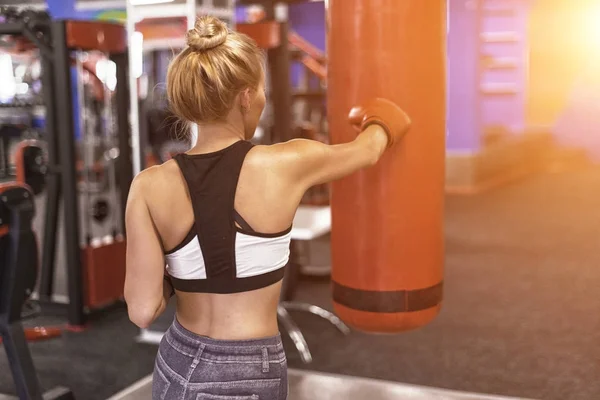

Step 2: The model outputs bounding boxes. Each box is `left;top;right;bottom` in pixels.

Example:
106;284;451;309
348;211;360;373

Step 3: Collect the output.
164;140;292;294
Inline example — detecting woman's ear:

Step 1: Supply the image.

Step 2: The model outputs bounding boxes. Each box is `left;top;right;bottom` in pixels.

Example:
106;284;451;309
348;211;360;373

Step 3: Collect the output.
240;88;251;114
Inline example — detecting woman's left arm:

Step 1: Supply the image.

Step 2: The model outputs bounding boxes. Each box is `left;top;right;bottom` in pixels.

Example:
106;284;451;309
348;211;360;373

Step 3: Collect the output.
123;170;171;328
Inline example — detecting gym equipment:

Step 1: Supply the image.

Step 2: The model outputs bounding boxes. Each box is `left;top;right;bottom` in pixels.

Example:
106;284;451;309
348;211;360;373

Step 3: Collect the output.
0;120;30;182
75;52;97;245
0;146;73;400
327;1;446;333
75;51;126;310
14;140;46;195
4;141;64;339
0;8;133;329
0;184;74;400
278;205;349;364
91;198;109;223
0;11;134;327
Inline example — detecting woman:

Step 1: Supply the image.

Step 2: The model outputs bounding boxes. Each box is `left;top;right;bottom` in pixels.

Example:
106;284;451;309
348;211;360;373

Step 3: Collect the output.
124;16;408;400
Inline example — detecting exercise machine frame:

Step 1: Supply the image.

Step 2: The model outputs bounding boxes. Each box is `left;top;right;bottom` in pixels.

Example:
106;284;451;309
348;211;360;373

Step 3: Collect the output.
0;16;133;328
0;182;74;400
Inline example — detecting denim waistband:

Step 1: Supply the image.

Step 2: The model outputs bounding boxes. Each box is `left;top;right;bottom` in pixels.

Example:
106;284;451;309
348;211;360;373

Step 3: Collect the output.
165;318;285;362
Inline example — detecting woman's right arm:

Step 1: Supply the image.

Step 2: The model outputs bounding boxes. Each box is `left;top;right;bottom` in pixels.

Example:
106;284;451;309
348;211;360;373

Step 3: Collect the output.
254;99;409;207
268;124;390;192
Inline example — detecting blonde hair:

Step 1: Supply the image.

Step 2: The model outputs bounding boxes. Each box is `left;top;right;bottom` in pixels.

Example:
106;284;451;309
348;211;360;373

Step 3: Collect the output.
167;16;265;124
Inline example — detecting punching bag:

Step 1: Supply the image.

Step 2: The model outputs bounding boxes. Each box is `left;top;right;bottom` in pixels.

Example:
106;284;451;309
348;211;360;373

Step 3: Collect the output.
328;0;446;333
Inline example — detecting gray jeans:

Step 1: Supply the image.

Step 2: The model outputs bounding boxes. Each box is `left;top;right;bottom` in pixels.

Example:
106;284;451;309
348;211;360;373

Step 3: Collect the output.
153;318;288;400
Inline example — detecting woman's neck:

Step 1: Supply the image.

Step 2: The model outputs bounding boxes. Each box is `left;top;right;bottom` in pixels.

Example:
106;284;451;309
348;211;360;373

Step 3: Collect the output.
189;121;245;154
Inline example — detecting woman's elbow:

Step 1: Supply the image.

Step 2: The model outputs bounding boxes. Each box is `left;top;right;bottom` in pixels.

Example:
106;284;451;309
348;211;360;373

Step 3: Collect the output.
124;286;160;328
125;296;161;328
127;306;156;329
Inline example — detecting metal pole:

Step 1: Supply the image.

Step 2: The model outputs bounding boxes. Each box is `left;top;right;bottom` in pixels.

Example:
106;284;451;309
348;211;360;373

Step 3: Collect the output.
267;3;293;143
1;324;44;400
126;0;142;175
50;20;85;327
187;0;199;147
1;196;44;400
39;49;61;300
186;0;197;29
112;52;134;231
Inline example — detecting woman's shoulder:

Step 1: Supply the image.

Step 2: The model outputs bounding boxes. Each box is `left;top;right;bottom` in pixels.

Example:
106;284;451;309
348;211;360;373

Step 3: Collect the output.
247;139;314;164
126;159;190;227
128;160;182;199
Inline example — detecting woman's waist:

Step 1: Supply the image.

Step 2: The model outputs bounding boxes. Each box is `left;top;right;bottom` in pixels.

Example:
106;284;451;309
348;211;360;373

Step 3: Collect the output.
165;314;284;362
175;297;280;340
175;312;280;341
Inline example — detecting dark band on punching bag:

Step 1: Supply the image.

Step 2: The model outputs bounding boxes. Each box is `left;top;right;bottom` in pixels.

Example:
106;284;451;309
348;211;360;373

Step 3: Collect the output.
332;281;443;313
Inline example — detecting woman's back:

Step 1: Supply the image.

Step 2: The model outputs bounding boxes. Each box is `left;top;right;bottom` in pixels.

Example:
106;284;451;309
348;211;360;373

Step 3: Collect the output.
138;139;304;339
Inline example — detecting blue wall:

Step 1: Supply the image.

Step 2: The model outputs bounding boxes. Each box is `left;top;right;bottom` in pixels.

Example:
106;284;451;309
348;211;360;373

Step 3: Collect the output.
447;0;480;152
46;0;116;20
288;2;325;51
288;2;325;88
235;1;325;47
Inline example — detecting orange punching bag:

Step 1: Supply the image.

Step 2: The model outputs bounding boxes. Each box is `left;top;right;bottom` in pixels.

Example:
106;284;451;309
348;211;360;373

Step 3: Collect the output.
328;0;447;333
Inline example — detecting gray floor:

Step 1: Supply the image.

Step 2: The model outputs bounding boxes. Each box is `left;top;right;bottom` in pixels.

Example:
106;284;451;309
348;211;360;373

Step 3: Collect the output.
108;370;535;400
283;167;600;400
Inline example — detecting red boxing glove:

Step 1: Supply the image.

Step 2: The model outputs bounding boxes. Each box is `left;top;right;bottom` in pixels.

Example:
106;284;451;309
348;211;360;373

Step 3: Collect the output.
348;98;411;148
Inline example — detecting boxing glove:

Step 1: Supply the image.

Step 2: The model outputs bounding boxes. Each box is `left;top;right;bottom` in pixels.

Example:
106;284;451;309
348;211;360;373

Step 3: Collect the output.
348;98;411;148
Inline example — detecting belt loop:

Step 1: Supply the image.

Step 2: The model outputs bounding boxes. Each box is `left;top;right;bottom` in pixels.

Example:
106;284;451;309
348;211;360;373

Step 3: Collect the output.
189;343;206;375
262;347;269;373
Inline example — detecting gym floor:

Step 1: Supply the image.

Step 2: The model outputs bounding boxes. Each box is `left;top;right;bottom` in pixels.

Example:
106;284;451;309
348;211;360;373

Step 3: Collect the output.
1;167;599;400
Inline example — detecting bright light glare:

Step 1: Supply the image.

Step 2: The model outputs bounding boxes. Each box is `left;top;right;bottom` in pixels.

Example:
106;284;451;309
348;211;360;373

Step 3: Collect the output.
582;5;600;47
131;31;144;79
0;54;16;103
15;64;27;79
16;83;29;95
96;59;118;92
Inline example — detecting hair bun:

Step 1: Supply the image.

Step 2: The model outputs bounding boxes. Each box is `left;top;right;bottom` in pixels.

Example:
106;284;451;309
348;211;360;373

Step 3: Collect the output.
186;16;229;51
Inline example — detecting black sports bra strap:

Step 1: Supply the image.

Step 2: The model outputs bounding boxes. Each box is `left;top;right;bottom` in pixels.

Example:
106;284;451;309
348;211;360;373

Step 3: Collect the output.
173;140;255;279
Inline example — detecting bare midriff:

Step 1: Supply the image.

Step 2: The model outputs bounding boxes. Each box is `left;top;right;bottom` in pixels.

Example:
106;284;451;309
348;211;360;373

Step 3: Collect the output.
174;281;282;340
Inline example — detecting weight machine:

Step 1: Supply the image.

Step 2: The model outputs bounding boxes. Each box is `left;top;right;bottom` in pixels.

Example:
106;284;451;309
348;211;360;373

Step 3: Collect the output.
0;141;73;400
0;7;133;328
